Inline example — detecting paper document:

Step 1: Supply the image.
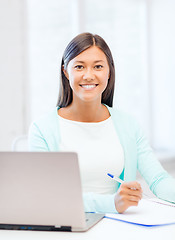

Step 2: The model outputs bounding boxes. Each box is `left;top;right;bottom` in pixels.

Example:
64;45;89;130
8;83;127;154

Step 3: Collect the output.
145;197;175;207
105;198;175;227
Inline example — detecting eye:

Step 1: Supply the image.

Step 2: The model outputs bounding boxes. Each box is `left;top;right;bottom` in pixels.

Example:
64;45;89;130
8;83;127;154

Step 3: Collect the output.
74;65;84;70
94;65;103;70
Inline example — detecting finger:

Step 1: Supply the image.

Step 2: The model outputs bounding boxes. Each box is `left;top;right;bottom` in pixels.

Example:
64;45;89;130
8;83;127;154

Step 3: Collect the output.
128;200;140;207
120;186;142;198
128;195;142;203
123;181;142;191
128;188;142;197
120;192;141;202
127;181;142;190
121;196;141;209
119;189;142;202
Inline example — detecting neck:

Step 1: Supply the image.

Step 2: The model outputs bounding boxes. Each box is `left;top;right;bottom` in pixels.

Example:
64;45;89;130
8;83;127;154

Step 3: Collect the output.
67;100;109;122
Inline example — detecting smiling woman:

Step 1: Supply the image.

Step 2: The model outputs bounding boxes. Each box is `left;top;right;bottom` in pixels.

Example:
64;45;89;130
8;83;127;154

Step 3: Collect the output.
60;46;110;122
57;33;115;109
29;32;175;214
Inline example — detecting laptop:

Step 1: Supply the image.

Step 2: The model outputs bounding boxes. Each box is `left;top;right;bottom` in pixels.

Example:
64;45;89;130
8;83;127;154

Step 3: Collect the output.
0;152;104;232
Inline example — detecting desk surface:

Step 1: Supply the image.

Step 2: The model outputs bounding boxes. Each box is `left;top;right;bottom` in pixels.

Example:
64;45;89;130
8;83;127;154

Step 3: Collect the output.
0;218;175;240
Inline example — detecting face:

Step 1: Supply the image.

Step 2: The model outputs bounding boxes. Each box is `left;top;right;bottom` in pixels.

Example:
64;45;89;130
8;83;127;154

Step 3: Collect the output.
64;46;110;105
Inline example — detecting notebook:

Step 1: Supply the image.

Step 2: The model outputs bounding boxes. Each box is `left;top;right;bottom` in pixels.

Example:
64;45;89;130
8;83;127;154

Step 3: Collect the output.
0;152;104;232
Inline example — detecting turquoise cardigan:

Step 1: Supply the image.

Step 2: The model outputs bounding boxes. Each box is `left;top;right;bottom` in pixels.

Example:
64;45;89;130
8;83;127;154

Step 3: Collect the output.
28;106;175;213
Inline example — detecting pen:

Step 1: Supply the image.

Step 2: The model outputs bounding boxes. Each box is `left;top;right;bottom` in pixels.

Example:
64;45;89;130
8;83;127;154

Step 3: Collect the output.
107;173;124;184
107;173;150;198
107;173;175;207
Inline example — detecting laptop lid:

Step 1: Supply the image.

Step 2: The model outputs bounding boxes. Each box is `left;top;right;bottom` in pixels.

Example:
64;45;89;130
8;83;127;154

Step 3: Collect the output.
0;152;87;231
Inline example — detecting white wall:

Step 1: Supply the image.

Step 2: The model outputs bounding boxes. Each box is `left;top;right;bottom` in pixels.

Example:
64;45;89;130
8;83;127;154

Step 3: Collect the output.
27;0;72;121
0;0;27;150
150;0;175;150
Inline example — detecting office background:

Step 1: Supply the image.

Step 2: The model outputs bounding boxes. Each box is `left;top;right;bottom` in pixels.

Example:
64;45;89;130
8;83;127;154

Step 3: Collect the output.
0;0;175;162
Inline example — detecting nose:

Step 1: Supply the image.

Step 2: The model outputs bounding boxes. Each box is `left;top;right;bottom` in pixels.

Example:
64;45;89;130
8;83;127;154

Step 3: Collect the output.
83;68;95;81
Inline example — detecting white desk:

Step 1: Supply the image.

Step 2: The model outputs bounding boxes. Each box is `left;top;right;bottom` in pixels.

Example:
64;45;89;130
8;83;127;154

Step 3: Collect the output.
0;218;175;240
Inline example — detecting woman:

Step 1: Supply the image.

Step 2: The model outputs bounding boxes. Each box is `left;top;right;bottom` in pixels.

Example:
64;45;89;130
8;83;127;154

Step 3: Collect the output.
29;32;175;213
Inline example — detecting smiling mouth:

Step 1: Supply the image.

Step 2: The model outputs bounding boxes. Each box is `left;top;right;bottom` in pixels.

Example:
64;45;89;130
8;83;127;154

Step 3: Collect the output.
80;84;98;89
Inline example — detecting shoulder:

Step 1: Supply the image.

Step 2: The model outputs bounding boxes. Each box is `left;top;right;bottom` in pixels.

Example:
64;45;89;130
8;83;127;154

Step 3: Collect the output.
29;107;59;134
107;106;137;125
28;108;60;151
34;108;58;124
106;105;141;136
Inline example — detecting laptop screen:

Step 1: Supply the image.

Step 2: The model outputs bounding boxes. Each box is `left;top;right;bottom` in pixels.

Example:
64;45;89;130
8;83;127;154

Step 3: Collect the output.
0;152;86;230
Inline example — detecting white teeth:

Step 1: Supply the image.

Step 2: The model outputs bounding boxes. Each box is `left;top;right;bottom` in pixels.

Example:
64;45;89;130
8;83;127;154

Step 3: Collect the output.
81;84;96;89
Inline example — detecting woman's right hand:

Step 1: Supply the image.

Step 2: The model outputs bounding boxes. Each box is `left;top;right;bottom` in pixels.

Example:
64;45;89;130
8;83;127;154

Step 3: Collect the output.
114;181;143;213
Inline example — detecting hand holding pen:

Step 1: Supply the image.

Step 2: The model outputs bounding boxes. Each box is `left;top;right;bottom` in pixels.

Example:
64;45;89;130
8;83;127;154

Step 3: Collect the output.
107;173;143;213
108;173;175;210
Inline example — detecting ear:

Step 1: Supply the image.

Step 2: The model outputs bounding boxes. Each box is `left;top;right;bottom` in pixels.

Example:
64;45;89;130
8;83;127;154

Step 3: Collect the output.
62;65;69;80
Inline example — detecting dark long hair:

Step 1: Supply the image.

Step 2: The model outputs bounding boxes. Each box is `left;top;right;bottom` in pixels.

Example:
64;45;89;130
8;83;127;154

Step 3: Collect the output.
57;32;115;107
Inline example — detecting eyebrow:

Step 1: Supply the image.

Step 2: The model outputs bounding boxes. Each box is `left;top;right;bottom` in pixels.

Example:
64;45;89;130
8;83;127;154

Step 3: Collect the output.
74;60;105;64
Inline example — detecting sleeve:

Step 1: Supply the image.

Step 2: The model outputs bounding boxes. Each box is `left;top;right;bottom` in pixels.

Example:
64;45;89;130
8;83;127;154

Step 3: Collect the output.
83;192;117;213
28;122;49;151
136;123;175;203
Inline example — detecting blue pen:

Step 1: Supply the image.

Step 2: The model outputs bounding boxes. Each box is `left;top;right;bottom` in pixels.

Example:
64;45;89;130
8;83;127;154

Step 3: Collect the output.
107;173;150;198
107;173;124;184
107;172;139;190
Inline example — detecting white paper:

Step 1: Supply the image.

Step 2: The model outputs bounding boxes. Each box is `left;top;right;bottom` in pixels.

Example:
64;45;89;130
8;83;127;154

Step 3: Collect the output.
106;198;175;226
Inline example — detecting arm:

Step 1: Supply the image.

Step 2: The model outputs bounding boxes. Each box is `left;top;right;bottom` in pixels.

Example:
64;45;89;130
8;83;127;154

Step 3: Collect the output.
28;122;49;151
136;124;175;203
83;192;117;213
83;181;142;213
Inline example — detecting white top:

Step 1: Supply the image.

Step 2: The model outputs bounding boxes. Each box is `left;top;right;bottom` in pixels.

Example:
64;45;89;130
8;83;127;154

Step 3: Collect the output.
58;115;124;194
